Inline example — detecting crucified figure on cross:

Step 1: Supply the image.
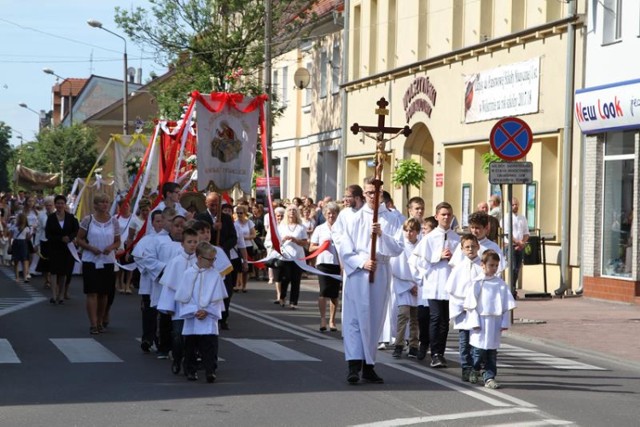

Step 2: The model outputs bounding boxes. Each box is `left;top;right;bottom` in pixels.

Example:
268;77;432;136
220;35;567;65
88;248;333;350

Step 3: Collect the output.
350;97;412;282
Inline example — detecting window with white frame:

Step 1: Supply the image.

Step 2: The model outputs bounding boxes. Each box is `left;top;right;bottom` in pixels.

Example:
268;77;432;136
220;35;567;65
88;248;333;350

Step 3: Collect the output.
272;69;279;104
603;0;623;44
305;61;312;106
331;43;340;94
282;66;288;105
601;131;634;278
320;50;328;98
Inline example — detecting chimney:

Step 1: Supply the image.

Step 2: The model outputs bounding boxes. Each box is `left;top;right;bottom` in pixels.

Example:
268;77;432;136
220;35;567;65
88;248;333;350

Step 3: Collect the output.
137;68;142;84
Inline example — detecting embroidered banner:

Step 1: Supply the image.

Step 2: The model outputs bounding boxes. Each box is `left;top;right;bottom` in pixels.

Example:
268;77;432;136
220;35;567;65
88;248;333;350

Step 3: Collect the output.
194;92;266;193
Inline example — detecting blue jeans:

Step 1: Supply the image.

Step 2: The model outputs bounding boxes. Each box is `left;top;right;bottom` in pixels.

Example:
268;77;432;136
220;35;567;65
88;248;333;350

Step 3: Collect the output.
472;347;497;382
458;330;472;370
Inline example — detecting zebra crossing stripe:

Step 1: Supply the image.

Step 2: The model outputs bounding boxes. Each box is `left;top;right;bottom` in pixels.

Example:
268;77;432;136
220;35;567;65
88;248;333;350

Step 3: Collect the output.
50;338;123;363
500;344;605;371
0;339;20;363
224;338;320;361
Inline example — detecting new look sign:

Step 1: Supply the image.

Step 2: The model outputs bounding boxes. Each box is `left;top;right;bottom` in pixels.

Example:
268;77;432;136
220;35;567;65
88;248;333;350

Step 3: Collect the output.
575;78;640;134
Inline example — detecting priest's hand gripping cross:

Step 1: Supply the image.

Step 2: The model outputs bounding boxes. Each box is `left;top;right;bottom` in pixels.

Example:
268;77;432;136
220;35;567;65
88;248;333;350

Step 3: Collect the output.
350;97;411;282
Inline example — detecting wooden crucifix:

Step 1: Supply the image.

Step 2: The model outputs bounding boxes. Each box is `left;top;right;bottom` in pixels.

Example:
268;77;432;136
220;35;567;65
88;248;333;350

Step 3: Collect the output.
350;97;412;282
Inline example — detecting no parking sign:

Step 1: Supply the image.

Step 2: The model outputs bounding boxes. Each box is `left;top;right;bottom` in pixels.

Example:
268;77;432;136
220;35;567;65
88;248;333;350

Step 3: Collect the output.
490;117;533;161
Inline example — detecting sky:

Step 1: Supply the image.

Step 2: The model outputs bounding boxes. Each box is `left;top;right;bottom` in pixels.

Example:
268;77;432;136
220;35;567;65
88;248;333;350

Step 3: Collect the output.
0;0;166;147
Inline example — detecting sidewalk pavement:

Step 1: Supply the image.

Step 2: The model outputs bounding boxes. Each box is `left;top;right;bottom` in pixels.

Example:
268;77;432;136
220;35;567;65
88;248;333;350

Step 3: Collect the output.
507;291;640;367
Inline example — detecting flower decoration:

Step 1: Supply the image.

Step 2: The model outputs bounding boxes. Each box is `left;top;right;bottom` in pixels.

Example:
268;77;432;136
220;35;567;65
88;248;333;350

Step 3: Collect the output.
125;156;143;177
224;67;244;84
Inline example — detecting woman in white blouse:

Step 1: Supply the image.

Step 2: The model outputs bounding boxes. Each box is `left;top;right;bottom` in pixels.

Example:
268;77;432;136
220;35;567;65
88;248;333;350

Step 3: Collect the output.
76;193;121;335
276;204;308;309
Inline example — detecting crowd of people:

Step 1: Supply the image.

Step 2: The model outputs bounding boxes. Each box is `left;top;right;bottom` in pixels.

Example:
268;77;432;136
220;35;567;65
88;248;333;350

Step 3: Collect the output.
0;182;520;387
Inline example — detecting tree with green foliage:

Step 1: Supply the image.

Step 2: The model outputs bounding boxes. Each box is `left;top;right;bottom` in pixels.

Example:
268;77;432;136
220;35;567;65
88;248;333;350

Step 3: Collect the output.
114;0;311;119
392;158;427;203
0;123;12;191
15;125;101;194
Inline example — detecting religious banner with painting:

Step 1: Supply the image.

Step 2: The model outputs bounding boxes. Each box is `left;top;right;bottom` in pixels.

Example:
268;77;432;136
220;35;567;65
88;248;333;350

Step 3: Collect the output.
193;91;267;193
113;133;158;193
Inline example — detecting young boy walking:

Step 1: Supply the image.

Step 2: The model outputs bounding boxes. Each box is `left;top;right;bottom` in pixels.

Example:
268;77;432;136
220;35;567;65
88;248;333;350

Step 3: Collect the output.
391;218;422;359
175;242;228;383
157;227;199;375
411;202;460;368
445;234;483;381
464;250;517;389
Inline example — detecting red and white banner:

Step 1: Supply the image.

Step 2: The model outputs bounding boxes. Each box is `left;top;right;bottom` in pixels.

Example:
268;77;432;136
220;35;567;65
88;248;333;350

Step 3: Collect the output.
193;92;267;193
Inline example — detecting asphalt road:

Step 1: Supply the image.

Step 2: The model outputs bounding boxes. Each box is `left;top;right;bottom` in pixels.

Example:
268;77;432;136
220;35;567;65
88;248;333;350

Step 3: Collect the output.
1;268;639;427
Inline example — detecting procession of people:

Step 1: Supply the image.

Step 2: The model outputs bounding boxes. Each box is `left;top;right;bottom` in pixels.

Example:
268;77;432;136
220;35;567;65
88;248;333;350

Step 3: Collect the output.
0;179;517;388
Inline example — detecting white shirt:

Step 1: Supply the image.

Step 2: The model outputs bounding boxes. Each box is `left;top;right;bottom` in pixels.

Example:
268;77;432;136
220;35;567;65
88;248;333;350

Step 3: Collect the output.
310;222;338;265
502;213;529;244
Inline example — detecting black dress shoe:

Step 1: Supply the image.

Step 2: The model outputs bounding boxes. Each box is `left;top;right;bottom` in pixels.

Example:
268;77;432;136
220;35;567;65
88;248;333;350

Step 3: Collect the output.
206;372;216;383
49;298;56;304
171;360;181;375
347;360;362;384
220;322;230;330
362;365;384;384
187;372;198;381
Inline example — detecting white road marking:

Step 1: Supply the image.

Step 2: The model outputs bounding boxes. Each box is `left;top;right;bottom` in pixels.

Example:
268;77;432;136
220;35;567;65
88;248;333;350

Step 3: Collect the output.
0;297;47;317
490;420;575;426
500;344;605;371
50;338;123;363
348;407;541;426
224;338;320;361
0;338;20;363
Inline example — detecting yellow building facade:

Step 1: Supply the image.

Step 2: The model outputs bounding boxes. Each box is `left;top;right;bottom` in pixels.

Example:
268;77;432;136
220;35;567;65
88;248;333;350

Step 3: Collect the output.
343;0;585;293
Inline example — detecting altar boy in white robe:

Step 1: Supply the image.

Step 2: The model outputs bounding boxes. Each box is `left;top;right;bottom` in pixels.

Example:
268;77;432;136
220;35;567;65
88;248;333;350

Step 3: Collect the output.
132;209;168;353
338;177;403;384
410;202;460;369
391;218;422;359
175;242;227;383
464;250;516;389
158;227;198;375
445;234;483;382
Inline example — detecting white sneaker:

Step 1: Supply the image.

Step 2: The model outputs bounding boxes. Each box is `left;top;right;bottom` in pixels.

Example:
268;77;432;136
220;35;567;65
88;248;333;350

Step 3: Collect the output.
484;379;500;389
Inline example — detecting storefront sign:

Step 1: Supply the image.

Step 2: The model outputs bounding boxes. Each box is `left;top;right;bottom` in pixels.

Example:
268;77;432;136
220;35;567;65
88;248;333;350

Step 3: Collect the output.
403;76;437;123
435;172;444;187
464;58;540;123
574;78;640;134
255;176;281;205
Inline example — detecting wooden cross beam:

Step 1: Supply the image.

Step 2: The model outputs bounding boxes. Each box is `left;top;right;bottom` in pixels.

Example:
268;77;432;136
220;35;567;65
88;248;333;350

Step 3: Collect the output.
350;97;411;282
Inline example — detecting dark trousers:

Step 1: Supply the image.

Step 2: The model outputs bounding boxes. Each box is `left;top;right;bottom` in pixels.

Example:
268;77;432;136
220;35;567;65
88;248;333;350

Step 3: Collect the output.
279;261;302;305
221;264;237;324
417;305;431;351
171;319;185;363
512;249;524;289
185;334;218;375
428;299;450;356
140;295;157;346
157;312;173;353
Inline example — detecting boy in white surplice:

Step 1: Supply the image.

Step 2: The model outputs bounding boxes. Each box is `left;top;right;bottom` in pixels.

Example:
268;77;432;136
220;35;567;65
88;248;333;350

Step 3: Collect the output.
174;242;228;383
463;250;517;390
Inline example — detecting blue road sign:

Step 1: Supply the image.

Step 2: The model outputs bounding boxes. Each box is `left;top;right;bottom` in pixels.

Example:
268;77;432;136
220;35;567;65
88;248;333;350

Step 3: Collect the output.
489;117;533;161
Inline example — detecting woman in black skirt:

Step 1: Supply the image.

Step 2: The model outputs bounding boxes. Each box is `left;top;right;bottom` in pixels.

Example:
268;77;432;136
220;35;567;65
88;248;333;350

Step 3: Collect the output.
45;195;79;304
308;202;341;331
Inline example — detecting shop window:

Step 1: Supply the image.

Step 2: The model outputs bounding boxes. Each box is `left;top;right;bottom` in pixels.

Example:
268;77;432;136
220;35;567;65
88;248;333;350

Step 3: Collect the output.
601;131;635;278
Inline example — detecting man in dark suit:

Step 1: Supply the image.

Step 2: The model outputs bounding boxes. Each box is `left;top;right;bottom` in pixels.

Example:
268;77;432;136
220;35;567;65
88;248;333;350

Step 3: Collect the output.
196;192;237;329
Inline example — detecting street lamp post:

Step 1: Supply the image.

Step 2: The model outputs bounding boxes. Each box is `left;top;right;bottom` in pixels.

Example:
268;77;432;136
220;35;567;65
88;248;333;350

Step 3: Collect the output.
87;19;128;135
42;68;73;126
18;103;45;130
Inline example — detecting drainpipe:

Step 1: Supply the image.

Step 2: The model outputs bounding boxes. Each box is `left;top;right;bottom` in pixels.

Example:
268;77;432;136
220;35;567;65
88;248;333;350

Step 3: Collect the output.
338;0;350;199
555;0;577;295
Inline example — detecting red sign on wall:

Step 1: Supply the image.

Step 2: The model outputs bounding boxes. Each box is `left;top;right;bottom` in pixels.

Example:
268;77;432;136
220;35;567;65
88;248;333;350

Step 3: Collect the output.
435;173;444;187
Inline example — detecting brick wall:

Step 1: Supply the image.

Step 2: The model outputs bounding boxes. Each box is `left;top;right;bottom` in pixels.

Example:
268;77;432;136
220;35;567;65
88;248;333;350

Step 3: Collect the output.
584;276;640;303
